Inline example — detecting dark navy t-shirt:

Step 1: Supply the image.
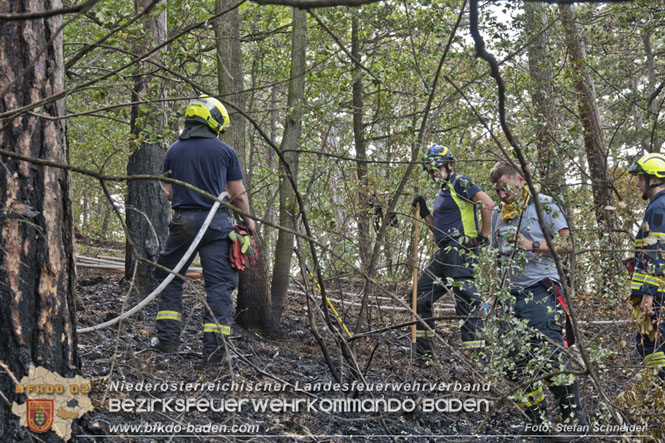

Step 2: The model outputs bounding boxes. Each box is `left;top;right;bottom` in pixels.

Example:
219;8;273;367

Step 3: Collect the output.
163;137;243;210
432;174;481;247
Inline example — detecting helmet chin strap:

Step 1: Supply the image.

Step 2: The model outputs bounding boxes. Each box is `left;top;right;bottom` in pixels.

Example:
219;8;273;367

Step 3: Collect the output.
429;163;453;187
643;175;665;200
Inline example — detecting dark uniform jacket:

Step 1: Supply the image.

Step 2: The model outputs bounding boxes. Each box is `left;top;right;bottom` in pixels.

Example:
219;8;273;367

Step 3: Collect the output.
632;189;665;298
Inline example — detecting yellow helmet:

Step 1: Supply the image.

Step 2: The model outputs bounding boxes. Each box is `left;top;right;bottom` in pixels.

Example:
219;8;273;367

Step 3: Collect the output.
184;96;230;135
628;153;665;178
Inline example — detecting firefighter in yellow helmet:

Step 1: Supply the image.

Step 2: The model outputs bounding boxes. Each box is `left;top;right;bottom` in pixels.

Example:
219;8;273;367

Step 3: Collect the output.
181;95;230;138
153;95;255;366
628;152;665;381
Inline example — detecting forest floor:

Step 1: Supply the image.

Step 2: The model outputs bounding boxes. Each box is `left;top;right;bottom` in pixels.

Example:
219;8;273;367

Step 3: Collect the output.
71;253;663;442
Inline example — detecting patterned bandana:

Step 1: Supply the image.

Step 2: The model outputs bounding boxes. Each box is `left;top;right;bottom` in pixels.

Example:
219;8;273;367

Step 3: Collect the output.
501;186;531;221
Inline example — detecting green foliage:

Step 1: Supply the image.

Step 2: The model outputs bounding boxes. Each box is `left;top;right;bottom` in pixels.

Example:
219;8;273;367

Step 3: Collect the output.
59;1;665;409
585;337;616;373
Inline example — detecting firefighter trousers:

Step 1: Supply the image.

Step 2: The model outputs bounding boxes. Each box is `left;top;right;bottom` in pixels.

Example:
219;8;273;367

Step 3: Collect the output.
153;210;238;356
635;293;665;380
415;247;484;350
502;281;578;412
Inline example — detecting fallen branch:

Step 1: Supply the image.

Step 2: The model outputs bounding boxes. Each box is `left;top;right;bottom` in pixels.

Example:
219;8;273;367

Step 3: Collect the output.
288;289;455;312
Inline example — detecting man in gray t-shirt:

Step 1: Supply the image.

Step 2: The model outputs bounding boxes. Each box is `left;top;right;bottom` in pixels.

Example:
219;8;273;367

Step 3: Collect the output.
491;192;568;287
488;161;586;434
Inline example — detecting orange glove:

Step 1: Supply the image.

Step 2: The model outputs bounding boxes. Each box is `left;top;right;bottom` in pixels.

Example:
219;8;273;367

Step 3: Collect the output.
229;225;258;271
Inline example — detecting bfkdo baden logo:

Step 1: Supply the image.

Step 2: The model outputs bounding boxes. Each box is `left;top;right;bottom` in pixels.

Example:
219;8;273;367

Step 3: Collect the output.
26;399;54;433
11;366;94;441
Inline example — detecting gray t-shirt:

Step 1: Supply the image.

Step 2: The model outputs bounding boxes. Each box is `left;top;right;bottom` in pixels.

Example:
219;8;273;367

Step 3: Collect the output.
490;194;568;287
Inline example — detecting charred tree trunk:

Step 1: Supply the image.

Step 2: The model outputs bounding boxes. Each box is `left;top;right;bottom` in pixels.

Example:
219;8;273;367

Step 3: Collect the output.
236;235;273;330
215;0;273;333
125;144;170;289
270;7;307;327
0;1;78;438
125;0;169;296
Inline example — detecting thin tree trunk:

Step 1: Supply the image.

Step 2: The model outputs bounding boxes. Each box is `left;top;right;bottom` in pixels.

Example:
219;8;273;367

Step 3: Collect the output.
270;7;307;327
352;16;372;270
642;30;660;153
524;3;566;200
216;0;247;167
351;15;375;331
0;1;78;438
215;0;273;332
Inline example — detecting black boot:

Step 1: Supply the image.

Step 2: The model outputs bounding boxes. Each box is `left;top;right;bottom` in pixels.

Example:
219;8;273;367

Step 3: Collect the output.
414;337;433;359
151;337;178;353
204;335;232;366
550;381;588;442
550;381;587;426
522;401;552;437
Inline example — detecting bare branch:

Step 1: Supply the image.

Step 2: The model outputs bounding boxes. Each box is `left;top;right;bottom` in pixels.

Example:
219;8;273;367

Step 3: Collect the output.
308;11;381;84
0;2;241;123
0;0;99;20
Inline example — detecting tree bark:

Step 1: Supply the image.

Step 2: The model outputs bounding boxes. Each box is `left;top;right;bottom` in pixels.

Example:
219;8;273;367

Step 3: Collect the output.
125;143;170;289
125;0;169;296
641;29;659;153
270;7;307;327
216;0;248;167
0;1;78;438
559;4;621;242
351;14;375;332
215;0;274;333
352;15;372;270
524;3;566;200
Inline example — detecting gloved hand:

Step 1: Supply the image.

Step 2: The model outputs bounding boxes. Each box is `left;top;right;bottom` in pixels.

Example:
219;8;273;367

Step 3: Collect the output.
411;195;431;219
624;258;635;277
229;225;258;271
630;294;656;341
476;234;489;247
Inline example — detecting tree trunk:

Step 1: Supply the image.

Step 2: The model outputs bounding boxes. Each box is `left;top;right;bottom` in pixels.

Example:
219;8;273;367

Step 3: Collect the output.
0;1;78;438
641;29;659;153
215;0;273;333
125;144;170;290
270;7;307;326
236;235;273;330
216;0;248;167
559;4;622;244
125;0;169;296
524;3;566;200
351;14;377;335
352;15;372;270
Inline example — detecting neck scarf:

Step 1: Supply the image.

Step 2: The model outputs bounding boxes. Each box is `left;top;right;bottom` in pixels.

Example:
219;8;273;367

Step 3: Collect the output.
501;186;531;221
179;121;218;140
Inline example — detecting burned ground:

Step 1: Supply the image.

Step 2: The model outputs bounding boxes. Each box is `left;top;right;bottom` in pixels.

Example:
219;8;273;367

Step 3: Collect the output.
71;263;661;442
